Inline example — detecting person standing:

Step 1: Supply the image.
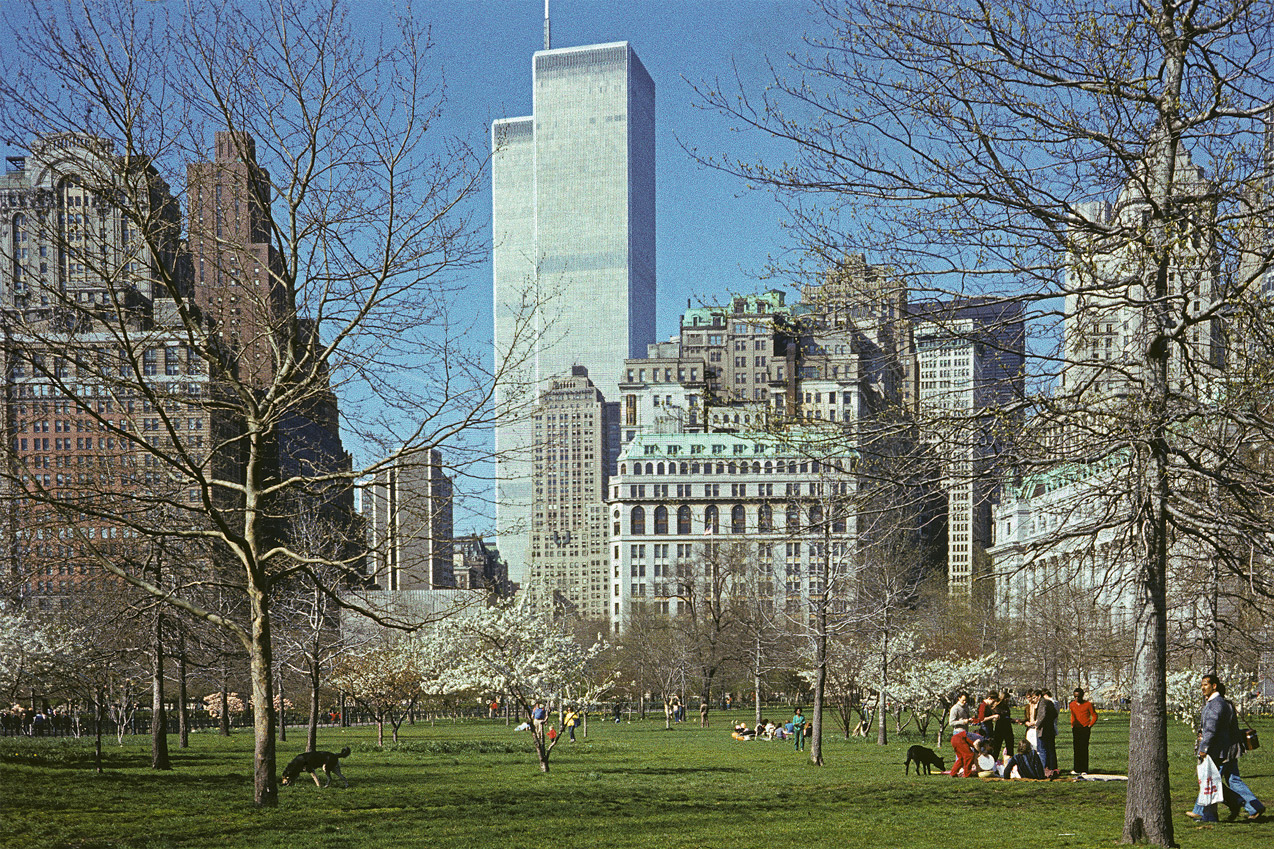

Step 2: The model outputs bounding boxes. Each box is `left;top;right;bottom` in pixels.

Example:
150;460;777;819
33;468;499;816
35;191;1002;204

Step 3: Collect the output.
1069;688;1097;774
1028;689;1059;773
531;701;547;739
563;707;579;742
700;701;709;728
1188;675;1266;823
946;693;978;777
991;690;1015;760
975;692;1000;738
790;708;807;751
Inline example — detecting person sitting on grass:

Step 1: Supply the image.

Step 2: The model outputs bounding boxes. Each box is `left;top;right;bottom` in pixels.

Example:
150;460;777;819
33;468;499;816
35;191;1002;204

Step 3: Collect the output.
1004;739;1046;780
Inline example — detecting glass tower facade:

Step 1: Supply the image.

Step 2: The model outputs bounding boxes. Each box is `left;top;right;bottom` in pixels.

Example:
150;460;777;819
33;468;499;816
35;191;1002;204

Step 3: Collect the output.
493;42;656;585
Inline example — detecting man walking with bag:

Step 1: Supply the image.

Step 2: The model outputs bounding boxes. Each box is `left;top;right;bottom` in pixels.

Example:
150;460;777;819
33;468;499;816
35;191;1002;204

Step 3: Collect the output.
1188;674;1266;823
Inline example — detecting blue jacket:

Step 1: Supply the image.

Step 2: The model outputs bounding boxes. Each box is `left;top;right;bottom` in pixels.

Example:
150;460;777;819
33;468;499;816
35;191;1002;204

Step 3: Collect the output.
1197;694;1242;764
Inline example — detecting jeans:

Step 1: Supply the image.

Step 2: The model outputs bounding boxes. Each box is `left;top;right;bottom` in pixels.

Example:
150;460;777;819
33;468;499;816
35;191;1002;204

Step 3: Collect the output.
1036;736;1056;772
1192;760;1266;820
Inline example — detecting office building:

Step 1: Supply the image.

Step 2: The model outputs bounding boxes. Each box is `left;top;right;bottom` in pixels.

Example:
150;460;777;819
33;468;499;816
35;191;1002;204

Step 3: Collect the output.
527;366;616;619
366;451;454;591
608;430;860;633
0;134;219;608
912;298;1025;596
492;41;656;585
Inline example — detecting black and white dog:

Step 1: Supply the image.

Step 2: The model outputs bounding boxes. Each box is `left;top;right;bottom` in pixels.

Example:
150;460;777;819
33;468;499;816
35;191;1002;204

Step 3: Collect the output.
280;746;351;788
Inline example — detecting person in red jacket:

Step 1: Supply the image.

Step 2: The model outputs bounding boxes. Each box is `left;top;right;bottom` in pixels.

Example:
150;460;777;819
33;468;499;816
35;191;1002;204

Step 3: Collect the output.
1069;687;1097;774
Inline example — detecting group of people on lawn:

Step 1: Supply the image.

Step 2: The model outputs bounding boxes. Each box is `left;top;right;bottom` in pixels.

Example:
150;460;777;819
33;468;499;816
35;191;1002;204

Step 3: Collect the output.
946;687;1097;780
731;708;811;750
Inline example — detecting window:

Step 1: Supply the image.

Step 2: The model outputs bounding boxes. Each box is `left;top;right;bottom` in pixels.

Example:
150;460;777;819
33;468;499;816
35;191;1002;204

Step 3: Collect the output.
758;503;773;532
704;505;719;534
677;505;692;535
809;504;823;529
653;506;668;535
630;506;645;535
786;503;800;532
731;504;746;534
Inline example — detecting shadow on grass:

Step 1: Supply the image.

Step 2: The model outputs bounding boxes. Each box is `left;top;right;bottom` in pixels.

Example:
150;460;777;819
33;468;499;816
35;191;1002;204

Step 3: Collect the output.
591;765;748;776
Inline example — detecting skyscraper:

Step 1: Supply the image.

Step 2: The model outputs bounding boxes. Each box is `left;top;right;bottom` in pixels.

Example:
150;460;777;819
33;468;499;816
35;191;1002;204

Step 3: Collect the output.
492;41;656;584
912;299;1025;596
528;366;615;618
366;451;454;591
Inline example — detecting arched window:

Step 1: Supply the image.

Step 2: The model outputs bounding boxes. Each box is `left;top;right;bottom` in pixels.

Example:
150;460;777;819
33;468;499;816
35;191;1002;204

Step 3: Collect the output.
731;504;746;534
786;503;800;532
632;463;642;475
716;462;724;474
777;460;787;474
832;508;846;534
758;503;773;532
677;505;692;535
657;462;665;475
691;462;700;474
646;463;655;475
654;505;668;535
752;462;761;474
809;504;824;529
764;461;773;474
631;506;646;535
704;505;719;535
679;462;688;474
727;462;736;474
620;463;627;475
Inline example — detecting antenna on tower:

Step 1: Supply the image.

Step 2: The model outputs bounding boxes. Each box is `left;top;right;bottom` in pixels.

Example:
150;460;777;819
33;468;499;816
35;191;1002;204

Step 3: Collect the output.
544;0;550;50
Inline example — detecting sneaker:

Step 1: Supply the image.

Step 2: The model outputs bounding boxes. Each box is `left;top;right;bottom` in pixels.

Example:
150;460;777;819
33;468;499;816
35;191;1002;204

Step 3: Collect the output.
1186;812;1204;821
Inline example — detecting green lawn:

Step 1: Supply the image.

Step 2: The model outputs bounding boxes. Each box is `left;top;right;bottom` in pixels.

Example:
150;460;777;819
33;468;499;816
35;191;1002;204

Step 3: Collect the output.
1;712;1271;849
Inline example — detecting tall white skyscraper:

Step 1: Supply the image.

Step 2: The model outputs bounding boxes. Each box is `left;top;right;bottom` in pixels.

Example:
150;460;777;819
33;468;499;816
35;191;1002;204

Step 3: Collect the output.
492;42;656;585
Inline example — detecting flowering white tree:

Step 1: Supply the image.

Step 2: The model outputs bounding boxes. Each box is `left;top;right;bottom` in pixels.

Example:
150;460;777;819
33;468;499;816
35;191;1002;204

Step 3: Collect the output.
891;653;999;745
439;599;606;773
331;637;450;746
0;611;73;708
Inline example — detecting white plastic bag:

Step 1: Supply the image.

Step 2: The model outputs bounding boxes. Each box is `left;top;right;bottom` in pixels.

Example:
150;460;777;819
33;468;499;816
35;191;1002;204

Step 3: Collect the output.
1196;756;1223;807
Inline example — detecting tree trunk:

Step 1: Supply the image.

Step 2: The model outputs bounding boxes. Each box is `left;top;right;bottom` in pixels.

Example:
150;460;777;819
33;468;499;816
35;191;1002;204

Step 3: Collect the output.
151;605;171;770
754;634;762;726
277;671;287;743
810;603;827;766
876;631;888;746
307;655;320;753
177;631;189;750
219;678;230;737
94;684;104;775
248;588;278;808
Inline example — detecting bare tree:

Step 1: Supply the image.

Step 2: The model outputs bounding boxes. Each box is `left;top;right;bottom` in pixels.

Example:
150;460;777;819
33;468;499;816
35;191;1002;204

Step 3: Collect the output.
0;0;533;806
697;2;1274;843
673;541;750;713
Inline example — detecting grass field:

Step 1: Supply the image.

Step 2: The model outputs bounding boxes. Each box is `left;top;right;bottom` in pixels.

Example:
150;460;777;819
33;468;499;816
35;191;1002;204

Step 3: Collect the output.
2;711;1271;849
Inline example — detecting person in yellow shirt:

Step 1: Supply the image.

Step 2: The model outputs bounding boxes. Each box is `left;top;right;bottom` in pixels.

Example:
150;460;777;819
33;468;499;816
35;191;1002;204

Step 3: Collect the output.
563;708;579;743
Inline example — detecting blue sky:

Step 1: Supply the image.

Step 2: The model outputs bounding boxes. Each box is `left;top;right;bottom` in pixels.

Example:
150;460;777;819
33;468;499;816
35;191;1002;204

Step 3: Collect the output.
0;0;822;532
422;0;814;340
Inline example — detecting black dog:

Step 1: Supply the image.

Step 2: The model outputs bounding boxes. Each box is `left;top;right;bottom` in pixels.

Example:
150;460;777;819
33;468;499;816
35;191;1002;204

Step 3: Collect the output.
280;746;351;788
904;744;946;775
